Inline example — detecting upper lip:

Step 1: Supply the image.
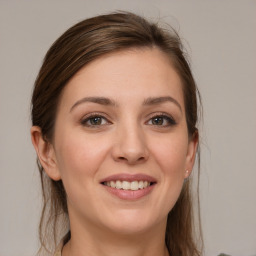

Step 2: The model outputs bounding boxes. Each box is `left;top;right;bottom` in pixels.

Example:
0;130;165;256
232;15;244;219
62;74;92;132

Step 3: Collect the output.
100;173;157;183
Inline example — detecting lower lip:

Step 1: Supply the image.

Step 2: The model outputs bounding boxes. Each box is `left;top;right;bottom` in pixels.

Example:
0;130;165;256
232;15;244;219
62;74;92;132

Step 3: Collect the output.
103;184;155;200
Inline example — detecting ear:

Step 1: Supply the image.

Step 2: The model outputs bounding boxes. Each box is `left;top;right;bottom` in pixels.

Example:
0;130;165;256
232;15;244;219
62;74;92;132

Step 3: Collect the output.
184;131;199;179
31;126;61;181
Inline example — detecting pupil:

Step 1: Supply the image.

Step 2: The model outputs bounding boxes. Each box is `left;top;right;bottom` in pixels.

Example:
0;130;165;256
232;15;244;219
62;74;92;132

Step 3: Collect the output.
153;117;163;125
91;117;101;125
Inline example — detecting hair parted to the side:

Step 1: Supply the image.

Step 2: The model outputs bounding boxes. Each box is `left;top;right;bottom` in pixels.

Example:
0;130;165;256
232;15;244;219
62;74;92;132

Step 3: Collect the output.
31;11;202;256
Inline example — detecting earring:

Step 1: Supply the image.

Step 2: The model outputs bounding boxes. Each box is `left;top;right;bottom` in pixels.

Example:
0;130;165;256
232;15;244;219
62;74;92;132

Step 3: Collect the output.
184;170;190;181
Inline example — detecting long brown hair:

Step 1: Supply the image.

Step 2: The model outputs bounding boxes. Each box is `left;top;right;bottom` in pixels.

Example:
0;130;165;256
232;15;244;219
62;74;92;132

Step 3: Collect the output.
31;11;202;256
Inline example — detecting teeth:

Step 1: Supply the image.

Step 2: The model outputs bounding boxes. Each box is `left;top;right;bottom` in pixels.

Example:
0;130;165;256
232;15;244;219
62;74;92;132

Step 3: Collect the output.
110;181;115;188
138;181;144;189
122;181;131;190
131;181;138;191
104;180;151;190
116;180;122;189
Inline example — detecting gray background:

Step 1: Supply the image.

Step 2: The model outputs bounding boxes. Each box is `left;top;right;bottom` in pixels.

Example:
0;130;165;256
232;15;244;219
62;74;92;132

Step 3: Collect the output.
0;1;255;256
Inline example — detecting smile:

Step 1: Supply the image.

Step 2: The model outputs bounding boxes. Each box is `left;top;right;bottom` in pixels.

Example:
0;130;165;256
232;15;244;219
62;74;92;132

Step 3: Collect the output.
100;173;157;200
103;180;151;191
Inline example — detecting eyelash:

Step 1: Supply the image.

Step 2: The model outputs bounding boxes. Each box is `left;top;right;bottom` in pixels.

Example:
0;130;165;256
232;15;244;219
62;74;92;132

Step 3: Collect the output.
146;112;177;127
80;112;176;127
80;112;111;127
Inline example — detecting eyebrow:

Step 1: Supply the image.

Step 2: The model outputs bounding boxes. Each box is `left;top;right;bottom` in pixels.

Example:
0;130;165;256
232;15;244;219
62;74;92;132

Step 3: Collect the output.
143;96;182;112
70;96;182;112
70;97;116;112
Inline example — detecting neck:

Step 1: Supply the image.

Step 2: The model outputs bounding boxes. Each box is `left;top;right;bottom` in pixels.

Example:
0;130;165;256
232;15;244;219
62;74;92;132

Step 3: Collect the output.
62;217;169;256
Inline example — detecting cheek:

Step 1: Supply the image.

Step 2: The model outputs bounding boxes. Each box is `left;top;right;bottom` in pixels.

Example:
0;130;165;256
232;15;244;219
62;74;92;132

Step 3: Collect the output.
147;133;189;218
53;132;111;212
54;132;109;184
150;133;188;177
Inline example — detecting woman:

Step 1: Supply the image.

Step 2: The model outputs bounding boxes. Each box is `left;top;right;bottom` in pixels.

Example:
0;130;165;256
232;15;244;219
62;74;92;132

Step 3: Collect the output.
31;11;202;256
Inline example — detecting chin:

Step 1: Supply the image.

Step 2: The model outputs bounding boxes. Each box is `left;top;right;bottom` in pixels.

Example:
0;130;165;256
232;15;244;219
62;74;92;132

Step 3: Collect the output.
100;208;165;236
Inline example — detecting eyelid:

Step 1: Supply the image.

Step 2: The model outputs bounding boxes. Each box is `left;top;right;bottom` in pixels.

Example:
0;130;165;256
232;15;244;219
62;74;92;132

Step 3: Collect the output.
146;112;177;126
80;112;112;126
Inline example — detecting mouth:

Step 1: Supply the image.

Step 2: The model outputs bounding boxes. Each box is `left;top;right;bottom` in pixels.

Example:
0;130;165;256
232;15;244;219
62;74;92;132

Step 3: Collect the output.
102;180;155;191
100;174;157;200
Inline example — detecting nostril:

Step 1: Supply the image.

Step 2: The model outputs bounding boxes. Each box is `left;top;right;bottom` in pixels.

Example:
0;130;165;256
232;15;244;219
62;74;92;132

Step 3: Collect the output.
117;155;145;163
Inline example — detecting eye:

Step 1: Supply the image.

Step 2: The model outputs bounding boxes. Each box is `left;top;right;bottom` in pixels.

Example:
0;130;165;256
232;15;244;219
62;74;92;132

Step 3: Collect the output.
147;114;176;127
81;114;109;127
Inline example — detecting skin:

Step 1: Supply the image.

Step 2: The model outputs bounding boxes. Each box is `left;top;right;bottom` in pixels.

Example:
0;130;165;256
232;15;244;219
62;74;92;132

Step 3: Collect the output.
31;48;198;256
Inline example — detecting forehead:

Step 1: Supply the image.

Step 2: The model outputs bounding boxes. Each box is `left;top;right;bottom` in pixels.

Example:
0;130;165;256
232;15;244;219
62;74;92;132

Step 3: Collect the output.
59;48;185;110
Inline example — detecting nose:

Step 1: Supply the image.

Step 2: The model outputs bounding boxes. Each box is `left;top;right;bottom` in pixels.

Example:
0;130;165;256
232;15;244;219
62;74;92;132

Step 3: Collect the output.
111;123;149;165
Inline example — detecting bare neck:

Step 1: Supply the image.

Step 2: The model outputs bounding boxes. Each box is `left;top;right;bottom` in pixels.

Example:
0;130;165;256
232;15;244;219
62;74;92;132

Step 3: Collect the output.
62;220;169;256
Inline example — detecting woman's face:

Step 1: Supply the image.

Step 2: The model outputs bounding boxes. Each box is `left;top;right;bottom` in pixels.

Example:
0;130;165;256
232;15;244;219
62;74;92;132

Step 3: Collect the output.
47;48;197;235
